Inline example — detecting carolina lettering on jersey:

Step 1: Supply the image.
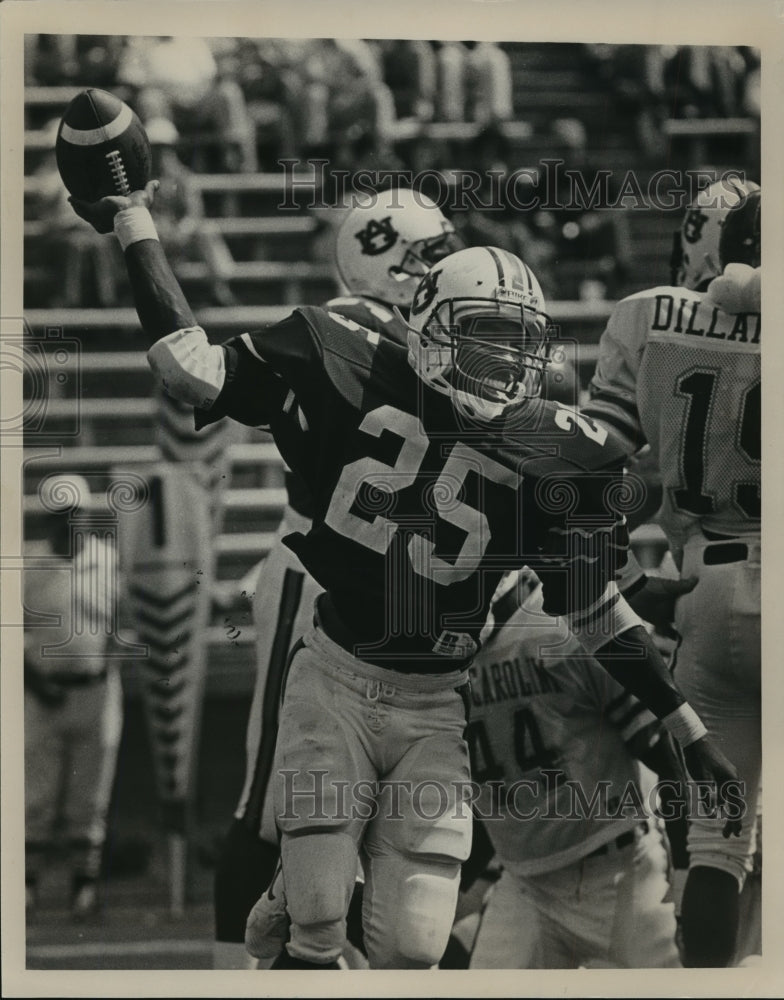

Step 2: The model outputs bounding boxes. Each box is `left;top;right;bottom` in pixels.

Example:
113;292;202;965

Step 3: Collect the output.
469;655;564;707
584;284;761;546
466;586;660;874
197;307;631;672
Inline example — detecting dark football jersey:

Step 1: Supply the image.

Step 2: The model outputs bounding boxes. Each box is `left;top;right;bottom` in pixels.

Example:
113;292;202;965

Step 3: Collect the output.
198;307;630;671
282;295;409;518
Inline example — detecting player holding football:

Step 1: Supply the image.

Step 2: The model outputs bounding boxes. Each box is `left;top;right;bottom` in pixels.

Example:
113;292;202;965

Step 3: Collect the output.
71;180;741;970
582;183;761;967
212;189;464;969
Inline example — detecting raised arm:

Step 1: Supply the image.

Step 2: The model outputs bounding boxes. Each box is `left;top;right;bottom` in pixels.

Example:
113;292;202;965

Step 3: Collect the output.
71;184;194;337
70;187;229;411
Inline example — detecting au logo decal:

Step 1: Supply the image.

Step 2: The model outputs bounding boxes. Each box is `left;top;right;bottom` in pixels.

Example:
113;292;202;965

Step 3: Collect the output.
411;268;441;315
683;209;708;244
355;217;398;255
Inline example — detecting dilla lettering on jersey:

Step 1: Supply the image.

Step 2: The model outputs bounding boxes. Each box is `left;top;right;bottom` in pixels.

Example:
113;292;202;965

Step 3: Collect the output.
651;293;760;344
469;655;564;707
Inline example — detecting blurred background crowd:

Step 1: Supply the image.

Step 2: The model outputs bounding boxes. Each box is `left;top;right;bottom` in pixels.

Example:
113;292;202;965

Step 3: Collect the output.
24;35;761;311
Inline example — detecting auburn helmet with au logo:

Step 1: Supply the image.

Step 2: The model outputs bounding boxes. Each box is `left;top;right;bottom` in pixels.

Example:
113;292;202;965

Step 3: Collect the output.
670;177;759;291
335;188;463;308
404;246;553;421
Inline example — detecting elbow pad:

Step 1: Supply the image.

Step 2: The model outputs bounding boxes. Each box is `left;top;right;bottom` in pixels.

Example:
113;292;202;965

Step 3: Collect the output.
147;327;226;409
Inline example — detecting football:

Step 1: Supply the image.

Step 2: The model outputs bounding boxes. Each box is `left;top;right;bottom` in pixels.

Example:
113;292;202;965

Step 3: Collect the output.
55;88;152;201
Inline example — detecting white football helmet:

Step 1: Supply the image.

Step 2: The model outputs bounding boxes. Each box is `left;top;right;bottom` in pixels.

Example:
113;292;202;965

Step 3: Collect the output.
335;188;464;308
670;177;760;290
405;246;552;421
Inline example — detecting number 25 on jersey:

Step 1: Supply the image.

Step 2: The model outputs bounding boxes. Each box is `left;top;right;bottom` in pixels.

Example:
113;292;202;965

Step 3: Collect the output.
325;405;519;584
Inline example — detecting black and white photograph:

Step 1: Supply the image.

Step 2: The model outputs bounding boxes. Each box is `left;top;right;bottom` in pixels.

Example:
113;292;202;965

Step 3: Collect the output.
1;1;781;996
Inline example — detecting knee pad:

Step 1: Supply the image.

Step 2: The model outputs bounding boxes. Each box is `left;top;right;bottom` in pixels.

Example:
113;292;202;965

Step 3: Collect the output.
393;864;461;967
364;852;461;969
281;831;357;962
282;831;356;926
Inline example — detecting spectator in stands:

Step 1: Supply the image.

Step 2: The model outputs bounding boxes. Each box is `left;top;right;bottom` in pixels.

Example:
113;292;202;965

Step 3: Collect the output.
377;39;437;123
329;39;397;167
448;123;557;299
25;34;126;88
116;35;257;173
25;475;124;920
658;45;748;120
528;117;634;300
464;41;514;125
368;39;441;175
144;116;239;307
293;39;398;196
432;40;470;123
741;47;761;118
584;43;664;156
25;34;78;86
710;46;753;118
231;38;301;168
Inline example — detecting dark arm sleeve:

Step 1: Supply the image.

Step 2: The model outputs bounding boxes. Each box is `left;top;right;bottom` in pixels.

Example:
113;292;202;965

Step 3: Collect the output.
195;312;322;430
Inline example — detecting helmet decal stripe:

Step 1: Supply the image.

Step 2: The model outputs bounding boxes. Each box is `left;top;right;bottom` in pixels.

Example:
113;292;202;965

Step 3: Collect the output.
485;246;506;286
516;256;531;294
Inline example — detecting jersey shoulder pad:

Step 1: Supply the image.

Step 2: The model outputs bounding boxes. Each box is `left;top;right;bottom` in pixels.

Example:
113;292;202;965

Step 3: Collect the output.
323;295;409;348
512;399;628;473
294;305;410;411
236;310;321;376
295;305;377;365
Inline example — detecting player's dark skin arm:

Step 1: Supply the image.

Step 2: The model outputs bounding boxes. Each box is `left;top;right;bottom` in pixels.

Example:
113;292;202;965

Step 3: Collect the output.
629;726;684;782
70;183;194;342
593;625;682;720
592;625;742;836
124;238;197;340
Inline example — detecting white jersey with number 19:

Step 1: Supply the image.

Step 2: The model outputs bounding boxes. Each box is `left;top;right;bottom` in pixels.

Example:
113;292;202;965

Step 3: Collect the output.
584;284;760;552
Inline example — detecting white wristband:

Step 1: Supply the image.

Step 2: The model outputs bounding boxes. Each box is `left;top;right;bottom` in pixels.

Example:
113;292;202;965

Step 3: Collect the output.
114;206;159;252
662;703;708;747
565;583;645;655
